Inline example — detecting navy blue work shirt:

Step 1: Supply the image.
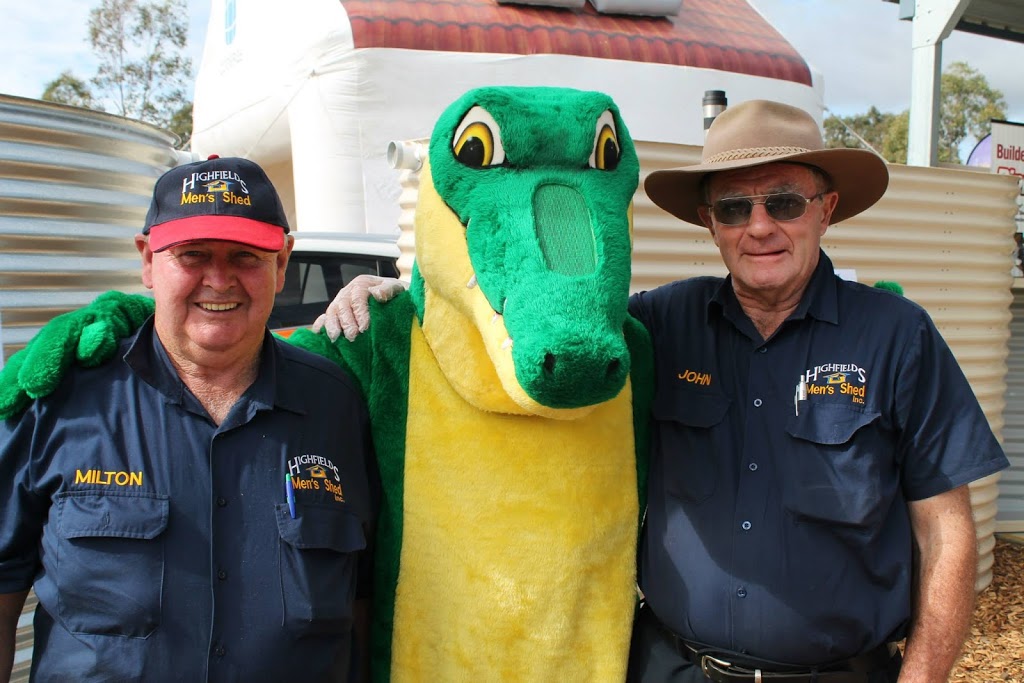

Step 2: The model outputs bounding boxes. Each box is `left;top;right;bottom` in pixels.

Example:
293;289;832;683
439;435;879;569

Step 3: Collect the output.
0;319;378;682
629;251;1008;666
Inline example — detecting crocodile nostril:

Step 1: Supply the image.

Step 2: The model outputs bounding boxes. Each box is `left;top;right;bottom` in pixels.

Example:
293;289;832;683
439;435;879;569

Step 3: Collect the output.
543;353;557;374
606;358;621;378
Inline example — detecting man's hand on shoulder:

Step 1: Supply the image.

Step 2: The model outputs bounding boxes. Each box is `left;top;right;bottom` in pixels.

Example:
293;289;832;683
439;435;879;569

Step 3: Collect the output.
312;275;407;342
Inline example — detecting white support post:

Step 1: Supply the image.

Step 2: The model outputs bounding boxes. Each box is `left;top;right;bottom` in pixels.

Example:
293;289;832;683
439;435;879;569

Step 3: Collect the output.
906;0;972;166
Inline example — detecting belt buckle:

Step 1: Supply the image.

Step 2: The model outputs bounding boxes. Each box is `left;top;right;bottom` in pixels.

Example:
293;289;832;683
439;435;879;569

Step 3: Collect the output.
700;654;762;682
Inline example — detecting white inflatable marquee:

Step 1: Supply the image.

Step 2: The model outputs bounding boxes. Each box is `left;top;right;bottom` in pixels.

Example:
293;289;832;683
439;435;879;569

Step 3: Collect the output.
192;0;822;238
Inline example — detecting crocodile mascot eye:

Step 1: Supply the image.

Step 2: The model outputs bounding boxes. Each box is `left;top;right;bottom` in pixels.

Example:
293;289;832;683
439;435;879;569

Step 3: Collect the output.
452;106;506;168
589;110;620;171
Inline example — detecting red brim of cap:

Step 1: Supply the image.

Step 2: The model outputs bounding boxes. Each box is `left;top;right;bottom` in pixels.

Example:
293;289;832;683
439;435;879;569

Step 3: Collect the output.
147;215;286;253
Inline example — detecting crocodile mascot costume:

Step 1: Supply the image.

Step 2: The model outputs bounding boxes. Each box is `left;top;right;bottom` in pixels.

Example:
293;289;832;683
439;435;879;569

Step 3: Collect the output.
0;86;653;681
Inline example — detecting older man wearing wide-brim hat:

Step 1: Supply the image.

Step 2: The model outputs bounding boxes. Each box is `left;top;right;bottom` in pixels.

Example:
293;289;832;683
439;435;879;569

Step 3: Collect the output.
628;99;1008;683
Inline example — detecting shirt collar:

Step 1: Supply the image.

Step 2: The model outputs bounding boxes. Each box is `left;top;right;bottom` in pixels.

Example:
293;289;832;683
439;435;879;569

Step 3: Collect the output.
123;318;305;418
708;249;840;328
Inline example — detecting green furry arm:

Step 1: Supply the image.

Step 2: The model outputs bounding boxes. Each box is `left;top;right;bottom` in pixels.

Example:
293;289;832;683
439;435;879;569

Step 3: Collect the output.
0;291;154;420
624;314;653;521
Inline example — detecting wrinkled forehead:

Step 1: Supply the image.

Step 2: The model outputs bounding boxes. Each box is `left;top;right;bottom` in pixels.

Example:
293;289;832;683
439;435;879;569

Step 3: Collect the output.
705;162;826;199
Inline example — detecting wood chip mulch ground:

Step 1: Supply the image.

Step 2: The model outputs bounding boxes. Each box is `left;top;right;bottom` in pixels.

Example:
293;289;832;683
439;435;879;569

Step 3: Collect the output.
951;538;1024;682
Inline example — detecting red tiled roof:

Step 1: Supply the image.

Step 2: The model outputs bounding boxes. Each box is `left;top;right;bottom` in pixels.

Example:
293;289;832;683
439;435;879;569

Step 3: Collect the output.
339;0;811;86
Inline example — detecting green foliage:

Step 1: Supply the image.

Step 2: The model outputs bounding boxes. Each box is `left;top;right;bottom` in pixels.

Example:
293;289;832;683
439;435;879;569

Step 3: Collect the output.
939;61;1007;162
167;101;193;147
881;111;909;165
823;106;894;153
824;61;1006;164
41;70;95;109
40;0;193;146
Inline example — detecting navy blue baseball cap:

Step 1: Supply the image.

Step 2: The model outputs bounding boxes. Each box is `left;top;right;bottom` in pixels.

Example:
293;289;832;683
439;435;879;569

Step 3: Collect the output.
143;155;290;252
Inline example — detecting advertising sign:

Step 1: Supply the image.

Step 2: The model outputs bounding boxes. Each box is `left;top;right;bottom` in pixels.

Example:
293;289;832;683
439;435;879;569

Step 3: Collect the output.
992;119;1024;224
992;120;1024;276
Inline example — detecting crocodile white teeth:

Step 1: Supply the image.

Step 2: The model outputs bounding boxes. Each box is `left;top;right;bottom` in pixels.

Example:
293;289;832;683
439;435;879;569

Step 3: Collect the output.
492;312;501;324
501;337;513;350
467;275;477;289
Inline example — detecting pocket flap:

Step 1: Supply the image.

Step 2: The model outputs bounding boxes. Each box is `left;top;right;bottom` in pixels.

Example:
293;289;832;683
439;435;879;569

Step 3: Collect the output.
786;403;881;445
651;385;730;428
57;491;169;540
276;505;367;553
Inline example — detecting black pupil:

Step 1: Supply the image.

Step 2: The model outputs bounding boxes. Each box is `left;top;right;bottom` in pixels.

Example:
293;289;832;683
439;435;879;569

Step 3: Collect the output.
602;138;620;170
457;138;486;167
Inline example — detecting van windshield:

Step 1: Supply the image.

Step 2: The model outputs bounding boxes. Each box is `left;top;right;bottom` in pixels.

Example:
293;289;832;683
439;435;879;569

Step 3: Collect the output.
269;251;399;330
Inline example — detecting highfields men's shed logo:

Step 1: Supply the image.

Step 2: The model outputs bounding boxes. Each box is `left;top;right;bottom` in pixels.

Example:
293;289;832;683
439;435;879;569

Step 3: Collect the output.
287;454;345;502
180;169;252;207
804;362;868;404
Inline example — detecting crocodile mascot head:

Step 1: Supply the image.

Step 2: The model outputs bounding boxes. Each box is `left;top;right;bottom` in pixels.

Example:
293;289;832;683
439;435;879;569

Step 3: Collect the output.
410;86;640;417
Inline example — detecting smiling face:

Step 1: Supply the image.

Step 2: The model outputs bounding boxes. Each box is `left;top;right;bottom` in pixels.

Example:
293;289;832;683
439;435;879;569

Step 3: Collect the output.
136;235;293;370
697;162;839;309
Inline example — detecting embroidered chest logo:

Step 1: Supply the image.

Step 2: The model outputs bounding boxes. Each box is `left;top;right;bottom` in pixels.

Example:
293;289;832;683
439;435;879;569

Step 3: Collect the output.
287;454;344;502
677;369;712;386
74;469;144;487
795;362;869;414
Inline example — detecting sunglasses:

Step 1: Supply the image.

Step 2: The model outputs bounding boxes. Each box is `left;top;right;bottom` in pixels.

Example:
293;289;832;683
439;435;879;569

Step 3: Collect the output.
710;192;827;226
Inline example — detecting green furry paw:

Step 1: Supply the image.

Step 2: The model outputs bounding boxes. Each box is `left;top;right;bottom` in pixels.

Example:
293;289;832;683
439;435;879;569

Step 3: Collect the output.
872;280;904;296
0;351;32;421
0;291;154;417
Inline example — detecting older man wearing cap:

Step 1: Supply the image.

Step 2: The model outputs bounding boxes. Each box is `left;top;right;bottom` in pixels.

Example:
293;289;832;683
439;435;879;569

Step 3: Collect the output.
627;100;1007;682
0;156;377;682
317;99;1008;683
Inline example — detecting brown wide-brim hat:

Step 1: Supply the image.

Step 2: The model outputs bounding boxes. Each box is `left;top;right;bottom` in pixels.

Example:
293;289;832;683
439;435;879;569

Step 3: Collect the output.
644;100;889;227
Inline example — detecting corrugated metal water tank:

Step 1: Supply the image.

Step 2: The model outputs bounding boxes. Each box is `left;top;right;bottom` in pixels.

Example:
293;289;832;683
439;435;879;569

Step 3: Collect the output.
0;94;178;361
397;140;1019;592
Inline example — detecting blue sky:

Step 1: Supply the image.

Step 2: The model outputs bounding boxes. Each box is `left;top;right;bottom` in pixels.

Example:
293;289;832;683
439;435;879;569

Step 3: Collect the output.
2;1;1022;126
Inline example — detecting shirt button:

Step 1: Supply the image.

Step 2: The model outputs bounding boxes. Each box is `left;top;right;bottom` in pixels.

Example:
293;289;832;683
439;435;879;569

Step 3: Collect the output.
758;347;767;353
753;398;762;407
215;645;226;657
748;463;758;471
216;497;227;507
741;521;752;531
218;569;227;580
737;588;747;598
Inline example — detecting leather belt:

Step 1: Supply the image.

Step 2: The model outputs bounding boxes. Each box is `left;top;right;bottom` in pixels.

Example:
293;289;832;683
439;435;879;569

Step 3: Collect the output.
677;640;897;683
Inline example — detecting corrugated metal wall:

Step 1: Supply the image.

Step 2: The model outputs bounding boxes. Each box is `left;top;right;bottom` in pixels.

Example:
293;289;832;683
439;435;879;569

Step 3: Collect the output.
0;95;177;683
398;140;1019;591
1000;287;1024;532
0;94;178;360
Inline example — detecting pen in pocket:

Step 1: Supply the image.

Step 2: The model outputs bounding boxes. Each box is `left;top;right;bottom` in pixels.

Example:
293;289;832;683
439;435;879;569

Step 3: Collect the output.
285;474;296;518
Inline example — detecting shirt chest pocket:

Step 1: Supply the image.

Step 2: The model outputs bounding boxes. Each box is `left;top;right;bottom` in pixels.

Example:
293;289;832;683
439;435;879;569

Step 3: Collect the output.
651;386;731;504
784;403;891;531
276;505;366;636
55;491;169;638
